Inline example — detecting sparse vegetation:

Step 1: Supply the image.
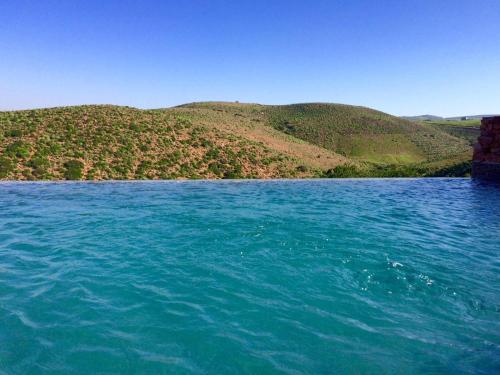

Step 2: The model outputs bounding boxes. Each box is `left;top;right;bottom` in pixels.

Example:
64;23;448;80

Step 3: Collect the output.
0;102;475;180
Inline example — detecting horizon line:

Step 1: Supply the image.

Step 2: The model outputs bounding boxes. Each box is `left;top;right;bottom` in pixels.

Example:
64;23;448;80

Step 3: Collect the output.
1;101;498;119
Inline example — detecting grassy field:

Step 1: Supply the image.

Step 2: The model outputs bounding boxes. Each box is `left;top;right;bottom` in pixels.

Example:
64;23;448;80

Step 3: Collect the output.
421;119;481;146
0;102;474;180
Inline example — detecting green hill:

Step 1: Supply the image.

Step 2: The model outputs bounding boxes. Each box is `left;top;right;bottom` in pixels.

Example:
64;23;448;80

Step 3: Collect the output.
0;102;473;180
265;103;469;163
422;119;481;146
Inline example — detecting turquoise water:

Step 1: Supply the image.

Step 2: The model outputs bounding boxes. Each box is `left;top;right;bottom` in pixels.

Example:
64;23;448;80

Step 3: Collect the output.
0;179;499;374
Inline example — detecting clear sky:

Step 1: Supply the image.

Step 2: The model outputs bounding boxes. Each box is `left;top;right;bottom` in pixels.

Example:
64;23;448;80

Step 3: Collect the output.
0;0;499;116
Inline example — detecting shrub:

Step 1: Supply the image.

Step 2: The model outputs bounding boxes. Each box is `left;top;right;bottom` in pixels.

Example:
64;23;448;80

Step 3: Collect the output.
48;143;62;155
130;122;142;132
135;161;151;178
324;164;363;178
27;156;50;178
429;161;471;177
222;163;243;179
86;168;96;180
6;129;23;137
208;162;222;177
63;160;84;180
0;157;14;178
175;115;192;128
6;141;30;158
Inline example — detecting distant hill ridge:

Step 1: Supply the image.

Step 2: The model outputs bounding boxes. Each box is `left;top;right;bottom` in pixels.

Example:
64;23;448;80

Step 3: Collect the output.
403;114;499;121
402;115;444;121
0;102;472;180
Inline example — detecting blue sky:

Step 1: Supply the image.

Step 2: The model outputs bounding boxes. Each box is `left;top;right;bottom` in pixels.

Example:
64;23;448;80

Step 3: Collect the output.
0;0;499;116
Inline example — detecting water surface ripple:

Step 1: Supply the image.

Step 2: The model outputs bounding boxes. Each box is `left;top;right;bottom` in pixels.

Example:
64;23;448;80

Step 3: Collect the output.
0;179;499;374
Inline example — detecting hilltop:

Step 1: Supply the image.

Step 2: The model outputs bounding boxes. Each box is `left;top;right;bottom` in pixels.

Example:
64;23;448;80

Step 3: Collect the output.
402;115;444;122
0;102;472;180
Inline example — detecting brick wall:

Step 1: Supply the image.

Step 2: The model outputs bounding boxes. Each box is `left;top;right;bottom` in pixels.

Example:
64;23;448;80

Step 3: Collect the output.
472;116;500;180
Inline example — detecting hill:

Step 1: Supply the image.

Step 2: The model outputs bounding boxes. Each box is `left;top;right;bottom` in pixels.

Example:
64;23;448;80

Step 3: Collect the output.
0;102;473;180
422;118;481;146
403;114;498;121
403;116;482;146
264;103;469;164
446;114;498;121
402;115;444;121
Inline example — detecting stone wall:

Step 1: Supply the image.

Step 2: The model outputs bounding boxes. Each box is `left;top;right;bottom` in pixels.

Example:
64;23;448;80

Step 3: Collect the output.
472;116;500;180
